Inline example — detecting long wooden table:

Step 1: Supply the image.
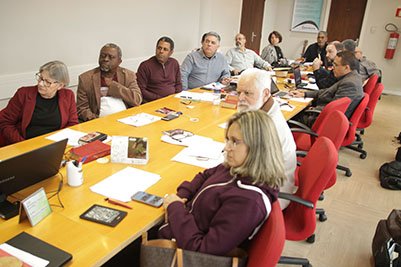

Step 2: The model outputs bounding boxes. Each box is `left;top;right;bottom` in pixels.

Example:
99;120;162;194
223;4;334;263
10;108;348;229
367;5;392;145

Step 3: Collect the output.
0;90;310;266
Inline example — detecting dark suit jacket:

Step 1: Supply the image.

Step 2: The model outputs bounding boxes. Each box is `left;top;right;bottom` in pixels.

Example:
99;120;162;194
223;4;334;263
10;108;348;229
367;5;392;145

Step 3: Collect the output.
77;67;142;121
305;70;363;117
0;86;78;145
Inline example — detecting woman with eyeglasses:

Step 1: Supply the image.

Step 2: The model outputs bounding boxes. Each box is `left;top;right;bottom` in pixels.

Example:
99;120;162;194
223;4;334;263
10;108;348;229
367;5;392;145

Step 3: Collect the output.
159;110;285;255
0;61;78;145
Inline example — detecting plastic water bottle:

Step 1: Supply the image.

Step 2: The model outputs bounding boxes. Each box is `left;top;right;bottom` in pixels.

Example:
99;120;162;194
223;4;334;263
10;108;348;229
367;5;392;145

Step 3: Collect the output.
212;89;221;105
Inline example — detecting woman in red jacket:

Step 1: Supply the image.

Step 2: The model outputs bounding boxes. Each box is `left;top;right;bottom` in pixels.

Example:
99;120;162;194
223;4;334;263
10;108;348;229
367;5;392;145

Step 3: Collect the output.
159;110;286;255
0;61;78;146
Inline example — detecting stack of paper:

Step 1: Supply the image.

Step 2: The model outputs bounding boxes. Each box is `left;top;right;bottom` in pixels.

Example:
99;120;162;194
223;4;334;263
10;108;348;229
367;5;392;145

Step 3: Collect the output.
90;167;161;202
172;140;225;169
46;128;87;146
118;113;162;127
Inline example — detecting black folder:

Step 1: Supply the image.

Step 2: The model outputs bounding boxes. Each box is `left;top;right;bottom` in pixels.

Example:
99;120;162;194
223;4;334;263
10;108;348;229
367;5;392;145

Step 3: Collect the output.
6;232;72;267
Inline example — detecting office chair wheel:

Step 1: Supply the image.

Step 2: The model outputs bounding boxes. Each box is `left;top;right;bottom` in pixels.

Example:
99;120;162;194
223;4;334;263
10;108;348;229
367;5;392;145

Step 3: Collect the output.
306;234;315;243
319;192;324;201
319;213;327;222
345;170;352;177
360;152;367;159
357;144;363;149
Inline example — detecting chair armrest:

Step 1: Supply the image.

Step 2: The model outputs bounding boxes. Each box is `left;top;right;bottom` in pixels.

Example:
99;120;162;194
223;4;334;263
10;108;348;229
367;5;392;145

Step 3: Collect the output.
288;120;311;131
304;109;321;115
296;150;308;157
278;192;314;209
291;128;319;137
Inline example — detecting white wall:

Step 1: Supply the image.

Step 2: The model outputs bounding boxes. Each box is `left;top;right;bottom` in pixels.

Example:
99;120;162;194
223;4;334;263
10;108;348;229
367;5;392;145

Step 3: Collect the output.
0;0;242;108
261;0;401;95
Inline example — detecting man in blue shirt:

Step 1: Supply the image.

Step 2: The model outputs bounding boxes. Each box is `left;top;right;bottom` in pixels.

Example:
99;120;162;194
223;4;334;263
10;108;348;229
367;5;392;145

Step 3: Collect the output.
181;31;230;90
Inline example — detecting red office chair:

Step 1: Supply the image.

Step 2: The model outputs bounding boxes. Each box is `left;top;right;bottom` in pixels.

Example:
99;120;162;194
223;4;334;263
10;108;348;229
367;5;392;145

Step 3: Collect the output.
363;74;379;95
337;93;370;176
357;83;384;131
292;110;349;189
247;201;285;267
248;201;312;267
280;137;338;244
289;97;351;151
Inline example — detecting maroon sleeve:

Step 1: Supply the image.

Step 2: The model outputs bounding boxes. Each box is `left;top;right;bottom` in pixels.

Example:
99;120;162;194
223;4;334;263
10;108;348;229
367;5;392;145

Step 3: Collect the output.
137;61;159;102
0;88;25;144
166;194;267;255
174;60;183;93
64;90;79;127
176;165;220;201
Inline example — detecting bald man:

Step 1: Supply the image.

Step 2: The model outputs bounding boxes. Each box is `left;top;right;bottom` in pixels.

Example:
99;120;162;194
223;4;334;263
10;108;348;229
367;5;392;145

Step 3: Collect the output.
226;33;271;75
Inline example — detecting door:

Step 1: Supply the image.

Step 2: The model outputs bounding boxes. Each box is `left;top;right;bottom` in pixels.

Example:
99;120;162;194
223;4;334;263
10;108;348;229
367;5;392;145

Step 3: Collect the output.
326;0;367;43
240;0;265;54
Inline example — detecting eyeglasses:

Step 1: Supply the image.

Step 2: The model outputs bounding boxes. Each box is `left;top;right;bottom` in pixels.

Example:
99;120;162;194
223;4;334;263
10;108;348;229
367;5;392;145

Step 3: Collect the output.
35;73;59;87
225;138;245;148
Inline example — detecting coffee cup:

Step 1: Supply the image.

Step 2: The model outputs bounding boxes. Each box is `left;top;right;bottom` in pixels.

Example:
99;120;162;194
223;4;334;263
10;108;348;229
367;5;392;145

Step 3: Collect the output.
66;161;83;187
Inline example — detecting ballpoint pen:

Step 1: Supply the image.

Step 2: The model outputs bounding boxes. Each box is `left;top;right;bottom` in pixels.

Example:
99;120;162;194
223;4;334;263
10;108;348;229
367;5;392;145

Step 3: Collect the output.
105;198;133;209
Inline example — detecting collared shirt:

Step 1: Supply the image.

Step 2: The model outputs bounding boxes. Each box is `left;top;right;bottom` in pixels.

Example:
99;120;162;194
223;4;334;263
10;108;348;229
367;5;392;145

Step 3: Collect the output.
137;56;182;102
226;47;270;72
181;49;230;90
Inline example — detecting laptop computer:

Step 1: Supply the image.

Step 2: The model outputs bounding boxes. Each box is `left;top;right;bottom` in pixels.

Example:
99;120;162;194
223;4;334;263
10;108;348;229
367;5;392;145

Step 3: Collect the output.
0;139;68;219
293;66;308;89
270;78;289;98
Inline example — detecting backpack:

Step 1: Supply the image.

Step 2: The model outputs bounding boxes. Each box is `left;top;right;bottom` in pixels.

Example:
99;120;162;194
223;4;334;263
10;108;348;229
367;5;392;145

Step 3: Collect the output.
379;161;401;190
372;210;401;267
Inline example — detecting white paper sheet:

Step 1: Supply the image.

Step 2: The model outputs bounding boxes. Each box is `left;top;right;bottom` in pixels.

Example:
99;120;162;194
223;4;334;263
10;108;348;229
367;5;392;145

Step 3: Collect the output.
46;128;87;146
289;97;314;103
201;82;226;90
118;113;162;127
172;141;225;169
90;167;161;202
218;122;227;129
0;243;49;267
175;91;216;102
161;134;213;147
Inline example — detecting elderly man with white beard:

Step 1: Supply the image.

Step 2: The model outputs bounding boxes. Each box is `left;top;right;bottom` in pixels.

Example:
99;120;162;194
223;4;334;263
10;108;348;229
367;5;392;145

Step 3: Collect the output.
236;68;297;209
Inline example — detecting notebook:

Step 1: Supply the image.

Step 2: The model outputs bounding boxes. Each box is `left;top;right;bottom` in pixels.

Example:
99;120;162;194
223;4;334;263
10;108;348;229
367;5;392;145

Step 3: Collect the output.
6;232;72;267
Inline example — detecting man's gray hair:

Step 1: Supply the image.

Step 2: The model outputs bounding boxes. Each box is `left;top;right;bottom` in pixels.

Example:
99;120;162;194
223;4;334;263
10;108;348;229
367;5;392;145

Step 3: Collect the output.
342;39;356;52
330;41;344;52
201;31;221;42
238;68;271;96
101;43;122;58
318;31;328;37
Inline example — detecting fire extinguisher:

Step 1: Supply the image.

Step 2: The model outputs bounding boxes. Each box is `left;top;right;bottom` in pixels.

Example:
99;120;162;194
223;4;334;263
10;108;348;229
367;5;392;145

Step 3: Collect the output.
385;23;399;59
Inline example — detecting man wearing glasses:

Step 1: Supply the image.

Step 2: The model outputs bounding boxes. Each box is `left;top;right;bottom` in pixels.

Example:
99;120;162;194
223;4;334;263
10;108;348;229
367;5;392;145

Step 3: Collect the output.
77;43;142;121
291;51;363;125
0;61;78;145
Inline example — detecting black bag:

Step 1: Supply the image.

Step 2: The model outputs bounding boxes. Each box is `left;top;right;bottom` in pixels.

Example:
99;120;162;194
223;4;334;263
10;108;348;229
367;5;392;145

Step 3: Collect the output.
379;161;401;190
372;210;401;267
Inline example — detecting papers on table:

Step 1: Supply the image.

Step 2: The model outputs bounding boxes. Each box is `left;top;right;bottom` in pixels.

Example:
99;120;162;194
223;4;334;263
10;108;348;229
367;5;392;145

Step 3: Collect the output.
201;82;226;90
46;128;86;146
161;134;213;147
0;243;49;267
218;122;227;129
90;167;161;202
274;97;296;112
175;91;216;102
290;97;314;103
118;112;162;127
172;140;225;169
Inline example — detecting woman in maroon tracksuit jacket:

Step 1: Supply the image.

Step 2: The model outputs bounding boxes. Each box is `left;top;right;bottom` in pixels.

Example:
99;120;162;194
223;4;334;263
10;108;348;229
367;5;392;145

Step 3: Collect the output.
159;110;286;256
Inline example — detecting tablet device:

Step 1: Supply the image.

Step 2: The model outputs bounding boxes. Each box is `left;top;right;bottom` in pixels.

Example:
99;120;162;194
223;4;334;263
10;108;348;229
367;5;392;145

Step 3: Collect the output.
80;204;127;227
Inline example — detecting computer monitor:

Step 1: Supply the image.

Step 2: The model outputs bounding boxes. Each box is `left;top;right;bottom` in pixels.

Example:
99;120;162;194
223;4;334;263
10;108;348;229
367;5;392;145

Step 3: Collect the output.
0;139;68;219
293;66;307;88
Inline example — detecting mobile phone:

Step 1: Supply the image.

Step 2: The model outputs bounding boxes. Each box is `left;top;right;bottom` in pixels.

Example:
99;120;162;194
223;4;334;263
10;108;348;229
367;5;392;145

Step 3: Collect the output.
131;191;163;207
161;113;179;121
78;131;107;145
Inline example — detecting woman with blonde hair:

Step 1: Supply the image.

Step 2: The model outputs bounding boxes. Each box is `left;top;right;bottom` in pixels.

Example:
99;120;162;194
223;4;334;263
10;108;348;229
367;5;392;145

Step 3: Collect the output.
159;110;286;255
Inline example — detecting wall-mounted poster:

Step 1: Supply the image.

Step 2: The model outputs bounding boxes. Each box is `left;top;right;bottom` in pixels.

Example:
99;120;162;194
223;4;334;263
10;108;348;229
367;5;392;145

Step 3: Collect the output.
291;0;323;33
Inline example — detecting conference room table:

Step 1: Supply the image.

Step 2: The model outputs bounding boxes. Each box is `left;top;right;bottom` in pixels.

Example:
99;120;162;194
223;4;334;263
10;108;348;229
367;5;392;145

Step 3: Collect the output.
0;88;311;266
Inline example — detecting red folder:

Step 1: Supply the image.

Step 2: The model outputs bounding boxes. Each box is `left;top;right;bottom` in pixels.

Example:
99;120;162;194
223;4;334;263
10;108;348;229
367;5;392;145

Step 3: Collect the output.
69;140;110;164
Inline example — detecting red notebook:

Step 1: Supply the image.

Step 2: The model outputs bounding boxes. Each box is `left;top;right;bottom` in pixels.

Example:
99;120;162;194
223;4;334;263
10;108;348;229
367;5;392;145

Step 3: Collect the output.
69;140;111;164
